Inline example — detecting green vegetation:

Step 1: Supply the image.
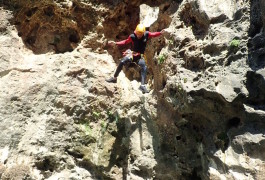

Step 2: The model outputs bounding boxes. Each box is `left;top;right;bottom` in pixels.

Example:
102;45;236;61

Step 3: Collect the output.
168;40;174;45
183;78;187;83
216;132;229;152
81;122;92;136
177;83;183;92
79;109;120;137
107;110;115;121
158;53;168;65
175;83;186;100
101;121;106;129
93;111;100;118
107;110;119;123
230;39;240;48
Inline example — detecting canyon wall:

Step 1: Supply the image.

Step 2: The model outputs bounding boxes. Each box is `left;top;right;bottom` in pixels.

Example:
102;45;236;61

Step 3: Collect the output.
0;0;265;179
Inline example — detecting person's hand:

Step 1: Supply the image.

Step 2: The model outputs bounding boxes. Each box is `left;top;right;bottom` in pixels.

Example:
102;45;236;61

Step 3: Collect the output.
108;40;116;46
160;29;167;34
161;28;171;34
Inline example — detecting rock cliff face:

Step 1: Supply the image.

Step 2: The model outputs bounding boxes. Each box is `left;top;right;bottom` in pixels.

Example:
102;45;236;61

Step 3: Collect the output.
0;0;265;179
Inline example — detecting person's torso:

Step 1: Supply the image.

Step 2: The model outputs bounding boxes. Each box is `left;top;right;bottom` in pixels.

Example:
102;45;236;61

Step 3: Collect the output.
130;31;149;54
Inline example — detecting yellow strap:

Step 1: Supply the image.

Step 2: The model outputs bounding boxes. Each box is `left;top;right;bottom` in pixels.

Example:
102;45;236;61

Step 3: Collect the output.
142;54;147;64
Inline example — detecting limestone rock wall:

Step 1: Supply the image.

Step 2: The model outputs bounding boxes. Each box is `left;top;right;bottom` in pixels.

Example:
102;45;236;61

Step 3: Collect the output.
0;0;265;179
2;0;113;54
151;0;265;179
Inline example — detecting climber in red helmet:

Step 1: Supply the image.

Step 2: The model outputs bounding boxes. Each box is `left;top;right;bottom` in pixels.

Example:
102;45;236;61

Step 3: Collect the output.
106;24;166;93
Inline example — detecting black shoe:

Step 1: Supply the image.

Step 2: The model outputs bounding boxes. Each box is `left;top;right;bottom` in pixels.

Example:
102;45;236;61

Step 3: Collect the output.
106;77;117;83
139;85;149;94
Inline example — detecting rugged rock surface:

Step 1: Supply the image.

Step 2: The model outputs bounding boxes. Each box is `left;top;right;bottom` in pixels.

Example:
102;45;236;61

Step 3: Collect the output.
0;0;265;179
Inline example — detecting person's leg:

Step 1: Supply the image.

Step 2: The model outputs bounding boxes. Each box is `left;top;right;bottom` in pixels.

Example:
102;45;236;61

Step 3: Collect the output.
106;56;131;83
138;58;149;93
114;56;131;77
138;58;147;85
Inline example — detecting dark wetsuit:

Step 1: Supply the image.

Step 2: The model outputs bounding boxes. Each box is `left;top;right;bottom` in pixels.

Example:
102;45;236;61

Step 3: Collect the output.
113;31;161;85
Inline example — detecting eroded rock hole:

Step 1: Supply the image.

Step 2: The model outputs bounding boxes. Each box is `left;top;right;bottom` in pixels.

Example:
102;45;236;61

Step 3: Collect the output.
66;148;84;159
10;1;100;54
26;7;38;17
234;9;244;21
35;157;56;172
162;4;170;12
180;4;208;39
162;77;167;89
191;168;202;180
203;45;222;56
227;117;241;129
26;36;36;45
176;135;182;140
69;33;80;43
44;6;54;17
210;14;227;24
215;132;229;152
185;57;204;70
169;87;176;96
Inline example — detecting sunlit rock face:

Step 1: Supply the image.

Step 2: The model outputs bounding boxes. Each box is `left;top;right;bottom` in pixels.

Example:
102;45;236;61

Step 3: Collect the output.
1;0;106;54
0;0;265;179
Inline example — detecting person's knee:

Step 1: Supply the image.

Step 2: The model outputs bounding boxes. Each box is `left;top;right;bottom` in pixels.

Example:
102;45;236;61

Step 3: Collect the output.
142;66;147;74
120;60;126;65
138;59;146;68
121;57;131;65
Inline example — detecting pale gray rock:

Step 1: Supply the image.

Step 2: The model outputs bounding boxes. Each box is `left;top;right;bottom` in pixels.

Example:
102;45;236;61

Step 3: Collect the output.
0;0;265;180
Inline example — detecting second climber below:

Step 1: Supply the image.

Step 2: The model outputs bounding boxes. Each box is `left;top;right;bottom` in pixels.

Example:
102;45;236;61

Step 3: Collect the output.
106;24;166;93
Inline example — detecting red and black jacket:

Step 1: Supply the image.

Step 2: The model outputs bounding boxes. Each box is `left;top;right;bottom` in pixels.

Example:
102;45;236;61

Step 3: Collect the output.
115;31;162;54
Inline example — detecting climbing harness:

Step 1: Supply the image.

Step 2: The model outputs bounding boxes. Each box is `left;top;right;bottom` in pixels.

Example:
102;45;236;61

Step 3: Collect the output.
122;49;146;62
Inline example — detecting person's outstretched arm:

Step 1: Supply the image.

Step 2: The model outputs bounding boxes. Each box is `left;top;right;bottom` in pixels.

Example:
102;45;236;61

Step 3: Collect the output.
108;36;133;46
148;31;162;38
148;29;167;38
